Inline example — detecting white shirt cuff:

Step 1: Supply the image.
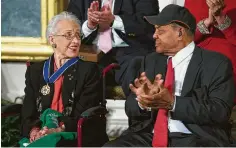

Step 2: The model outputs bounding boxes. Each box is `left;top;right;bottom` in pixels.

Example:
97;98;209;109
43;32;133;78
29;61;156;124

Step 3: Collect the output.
138;101;145;110
112;15;125;33
137;99;152;111
170;96;176;112
82;20;97;37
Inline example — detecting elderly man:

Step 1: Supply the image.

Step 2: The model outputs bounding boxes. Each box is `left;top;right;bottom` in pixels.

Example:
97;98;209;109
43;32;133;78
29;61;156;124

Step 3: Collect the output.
103;4;235;147
159;0;236;105
67;0;159;84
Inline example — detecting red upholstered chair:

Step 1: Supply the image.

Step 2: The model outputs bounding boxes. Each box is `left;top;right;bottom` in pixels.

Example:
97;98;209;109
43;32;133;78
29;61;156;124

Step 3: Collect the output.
77;63;119;147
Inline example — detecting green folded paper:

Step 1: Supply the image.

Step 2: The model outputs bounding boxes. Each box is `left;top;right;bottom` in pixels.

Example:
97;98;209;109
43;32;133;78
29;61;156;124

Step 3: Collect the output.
19;109;77;147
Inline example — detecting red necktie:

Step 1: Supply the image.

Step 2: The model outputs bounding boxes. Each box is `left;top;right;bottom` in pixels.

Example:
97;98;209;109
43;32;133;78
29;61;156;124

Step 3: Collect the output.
152;58;174;147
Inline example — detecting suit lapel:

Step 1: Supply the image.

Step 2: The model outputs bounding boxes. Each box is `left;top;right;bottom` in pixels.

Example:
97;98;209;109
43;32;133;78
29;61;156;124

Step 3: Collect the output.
40;56;55;111
113;0;123;15
62;63;78;108
154;55;168;80
181;47;203;96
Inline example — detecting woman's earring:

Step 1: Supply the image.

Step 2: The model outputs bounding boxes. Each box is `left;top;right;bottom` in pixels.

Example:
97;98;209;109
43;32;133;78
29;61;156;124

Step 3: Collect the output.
52;44;57;48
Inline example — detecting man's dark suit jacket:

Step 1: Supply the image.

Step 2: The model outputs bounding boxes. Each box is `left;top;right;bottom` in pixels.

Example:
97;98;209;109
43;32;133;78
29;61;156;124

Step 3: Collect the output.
21;55;102;138
125;46;235;146
67;0;159;54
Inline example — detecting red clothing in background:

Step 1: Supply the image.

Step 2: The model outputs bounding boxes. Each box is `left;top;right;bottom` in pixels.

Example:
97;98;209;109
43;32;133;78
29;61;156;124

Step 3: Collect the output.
185;0;236;103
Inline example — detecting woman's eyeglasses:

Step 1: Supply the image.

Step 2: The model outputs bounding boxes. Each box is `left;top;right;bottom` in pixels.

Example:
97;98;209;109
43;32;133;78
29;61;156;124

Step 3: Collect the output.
54;32;84;40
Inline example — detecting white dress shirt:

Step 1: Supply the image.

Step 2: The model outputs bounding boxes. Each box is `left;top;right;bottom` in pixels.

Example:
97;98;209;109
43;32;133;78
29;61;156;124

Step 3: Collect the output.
168;41;195;134
82;0;129;47
158;0;185;12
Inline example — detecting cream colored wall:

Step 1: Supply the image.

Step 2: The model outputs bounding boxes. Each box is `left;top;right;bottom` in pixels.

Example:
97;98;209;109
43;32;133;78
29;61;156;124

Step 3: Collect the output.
1;62;26;103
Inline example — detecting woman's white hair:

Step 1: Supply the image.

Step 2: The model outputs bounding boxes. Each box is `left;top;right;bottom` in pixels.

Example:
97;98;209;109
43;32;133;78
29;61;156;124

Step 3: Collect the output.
46;11;81;42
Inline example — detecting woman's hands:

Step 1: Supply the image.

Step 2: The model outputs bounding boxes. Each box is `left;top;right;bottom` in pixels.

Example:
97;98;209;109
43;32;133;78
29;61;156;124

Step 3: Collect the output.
205;0;227;26
44;126;65;134
29;126;65;142
29;127;46;143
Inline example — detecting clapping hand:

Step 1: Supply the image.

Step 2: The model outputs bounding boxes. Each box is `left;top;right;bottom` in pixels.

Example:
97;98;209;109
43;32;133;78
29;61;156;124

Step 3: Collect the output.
87;1;100;29
98;5;115;30
204;0;225;27
87;1;115;31
130;73;174;110
204;9;215;27
206;0;225;16
206;0;228;26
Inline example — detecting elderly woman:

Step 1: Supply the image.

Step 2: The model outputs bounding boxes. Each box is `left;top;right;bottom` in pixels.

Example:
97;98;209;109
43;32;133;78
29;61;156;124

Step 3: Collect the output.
20;12;104;146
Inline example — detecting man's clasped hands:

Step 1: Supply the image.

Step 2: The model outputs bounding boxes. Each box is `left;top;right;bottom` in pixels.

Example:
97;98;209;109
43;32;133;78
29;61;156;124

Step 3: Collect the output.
129;72;175;111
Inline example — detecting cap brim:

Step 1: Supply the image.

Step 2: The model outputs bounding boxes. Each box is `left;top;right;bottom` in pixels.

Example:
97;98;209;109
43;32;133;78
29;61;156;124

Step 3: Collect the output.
144;15;170;26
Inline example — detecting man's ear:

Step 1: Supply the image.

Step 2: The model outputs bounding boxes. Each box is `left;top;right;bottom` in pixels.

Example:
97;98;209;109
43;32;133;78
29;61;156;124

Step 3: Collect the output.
178;30;182;37
177;28;184;40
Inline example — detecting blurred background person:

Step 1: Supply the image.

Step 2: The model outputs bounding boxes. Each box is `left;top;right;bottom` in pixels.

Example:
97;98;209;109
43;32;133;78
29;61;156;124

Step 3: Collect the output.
67;0;159;85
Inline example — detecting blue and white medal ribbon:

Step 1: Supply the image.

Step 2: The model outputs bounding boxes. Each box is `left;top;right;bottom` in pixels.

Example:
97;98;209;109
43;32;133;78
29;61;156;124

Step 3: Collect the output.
41;56;79;95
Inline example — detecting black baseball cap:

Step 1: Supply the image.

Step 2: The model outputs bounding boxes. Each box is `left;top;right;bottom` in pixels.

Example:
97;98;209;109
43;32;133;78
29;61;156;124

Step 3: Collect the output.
144;4;196;33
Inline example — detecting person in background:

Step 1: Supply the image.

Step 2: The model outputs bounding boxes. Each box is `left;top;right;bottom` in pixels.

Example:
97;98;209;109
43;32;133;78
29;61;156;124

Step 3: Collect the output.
158;0;236;104
103;4;235;147
21;11;104;146
67;0;159;85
